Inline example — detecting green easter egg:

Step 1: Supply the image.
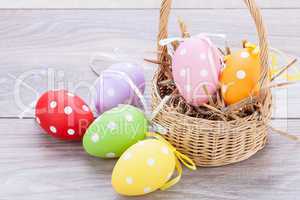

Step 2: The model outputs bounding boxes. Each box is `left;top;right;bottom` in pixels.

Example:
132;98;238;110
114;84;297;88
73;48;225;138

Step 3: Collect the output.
83;105;148;158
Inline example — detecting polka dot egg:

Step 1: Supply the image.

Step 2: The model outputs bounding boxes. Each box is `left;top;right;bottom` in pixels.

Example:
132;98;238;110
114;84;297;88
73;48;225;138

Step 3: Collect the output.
35;90;94;140
93;63;145;115
111;139;175;196
172;35;223;106
83;105;148;158
220;46;261;105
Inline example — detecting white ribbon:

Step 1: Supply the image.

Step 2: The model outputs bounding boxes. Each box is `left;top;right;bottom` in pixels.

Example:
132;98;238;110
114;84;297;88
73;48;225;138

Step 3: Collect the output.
100;70;148;114
89;54;171;134
159;33;229;58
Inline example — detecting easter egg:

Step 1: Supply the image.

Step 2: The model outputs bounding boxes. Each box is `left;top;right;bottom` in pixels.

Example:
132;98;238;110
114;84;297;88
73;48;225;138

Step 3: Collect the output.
111;139;175;196
35;90;94;140
220;48;261;105
83;105;148;158
172;36;222;106
93;63;145;115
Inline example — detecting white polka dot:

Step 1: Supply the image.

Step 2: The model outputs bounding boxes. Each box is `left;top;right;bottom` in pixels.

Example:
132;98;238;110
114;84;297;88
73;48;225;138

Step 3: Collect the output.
180;48;187;55
36;117;41;124
180;68;187;77
64;106;73;115
123;152;132;160
144;187;151;194
82;105;89;112
67;92;74;97
91;133;100;143
137;141;145;146
147;158;156;167
50;101;57;109
107;88;115;97
107;121;117;131
241;51;250;58
161;146;169;155
236;70;246;80
106;152;116;158
125;114;133;122
67;129;75;135
200;69;208;77
185;85;192;93
49;126;57;133
200;53;207;60
126;177;133;184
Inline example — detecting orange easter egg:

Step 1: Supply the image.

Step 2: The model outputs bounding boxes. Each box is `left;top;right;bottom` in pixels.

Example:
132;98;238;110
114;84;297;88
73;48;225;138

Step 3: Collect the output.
220;47;261;105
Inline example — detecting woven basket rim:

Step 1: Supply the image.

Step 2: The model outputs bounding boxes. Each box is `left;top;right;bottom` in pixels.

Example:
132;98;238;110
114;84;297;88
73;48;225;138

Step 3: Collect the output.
150;0;273;167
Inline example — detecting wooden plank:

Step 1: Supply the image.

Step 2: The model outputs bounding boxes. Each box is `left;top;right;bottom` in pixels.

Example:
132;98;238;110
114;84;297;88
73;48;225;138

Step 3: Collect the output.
0;118;300;200
0;0;299;9
0;9;299;118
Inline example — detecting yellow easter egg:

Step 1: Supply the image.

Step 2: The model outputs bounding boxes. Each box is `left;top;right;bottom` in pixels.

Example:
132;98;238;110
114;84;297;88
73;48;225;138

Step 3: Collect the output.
111;139;176;196
220;48;261;105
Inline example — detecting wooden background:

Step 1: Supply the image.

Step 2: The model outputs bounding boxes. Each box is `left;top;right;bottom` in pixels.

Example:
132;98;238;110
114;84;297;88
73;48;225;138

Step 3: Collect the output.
0;1;300;199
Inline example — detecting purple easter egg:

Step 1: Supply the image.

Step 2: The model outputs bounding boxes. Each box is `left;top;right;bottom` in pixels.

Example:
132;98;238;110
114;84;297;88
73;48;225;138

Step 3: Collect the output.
93;63;145;114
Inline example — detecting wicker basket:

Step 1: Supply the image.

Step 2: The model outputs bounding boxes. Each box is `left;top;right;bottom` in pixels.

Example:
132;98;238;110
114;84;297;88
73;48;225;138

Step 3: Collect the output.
151;0;273;167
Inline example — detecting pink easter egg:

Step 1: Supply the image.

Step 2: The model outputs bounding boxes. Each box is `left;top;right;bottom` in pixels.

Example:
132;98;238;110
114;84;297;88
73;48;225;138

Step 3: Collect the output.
172;36;223;106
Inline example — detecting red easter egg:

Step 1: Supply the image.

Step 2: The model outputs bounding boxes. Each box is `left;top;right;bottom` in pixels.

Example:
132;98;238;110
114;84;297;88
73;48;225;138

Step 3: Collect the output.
35;90;94;140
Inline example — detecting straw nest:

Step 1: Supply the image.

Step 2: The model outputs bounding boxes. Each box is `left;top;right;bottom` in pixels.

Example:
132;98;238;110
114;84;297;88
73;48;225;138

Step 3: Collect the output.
149;0;296;167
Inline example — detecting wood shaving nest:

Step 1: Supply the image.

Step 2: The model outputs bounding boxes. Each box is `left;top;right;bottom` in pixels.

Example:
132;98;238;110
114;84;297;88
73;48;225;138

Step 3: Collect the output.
157;70;263;121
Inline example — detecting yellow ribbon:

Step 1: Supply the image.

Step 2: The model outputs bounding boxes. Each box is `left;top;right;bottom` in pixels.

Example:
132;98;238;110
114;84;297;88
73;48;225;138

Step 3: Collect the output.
145;132;196;190
244;42;260;55
244;42;300;81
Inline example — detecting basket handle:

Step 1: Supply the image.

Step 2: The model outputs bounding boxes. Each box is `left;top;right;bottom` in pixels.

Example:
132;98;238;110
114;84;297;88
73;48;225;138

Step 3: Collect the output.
157;0;270;88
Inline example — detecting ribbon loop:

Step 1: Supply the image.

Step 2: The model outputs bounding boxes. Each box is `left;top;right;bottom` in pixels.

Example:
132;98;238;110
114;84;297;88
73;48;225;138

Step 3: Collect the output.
146;132;197;190
243;42;300;81
160;158;182;190
174;151;197;171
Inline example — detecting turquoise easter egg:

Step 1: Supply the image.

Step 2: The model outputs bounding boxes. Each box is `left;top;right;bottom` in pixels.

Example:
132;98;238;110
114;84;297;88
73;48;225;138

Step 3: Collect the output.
83;105;148;158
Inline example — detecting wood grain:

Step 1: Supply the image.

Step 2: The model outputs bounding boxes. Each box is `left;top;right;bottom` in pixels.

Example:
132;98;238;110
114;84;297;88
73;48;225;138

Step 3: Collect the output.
0;9;299;118
0;0;299;9
0;118;299;200
0;6;300;200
